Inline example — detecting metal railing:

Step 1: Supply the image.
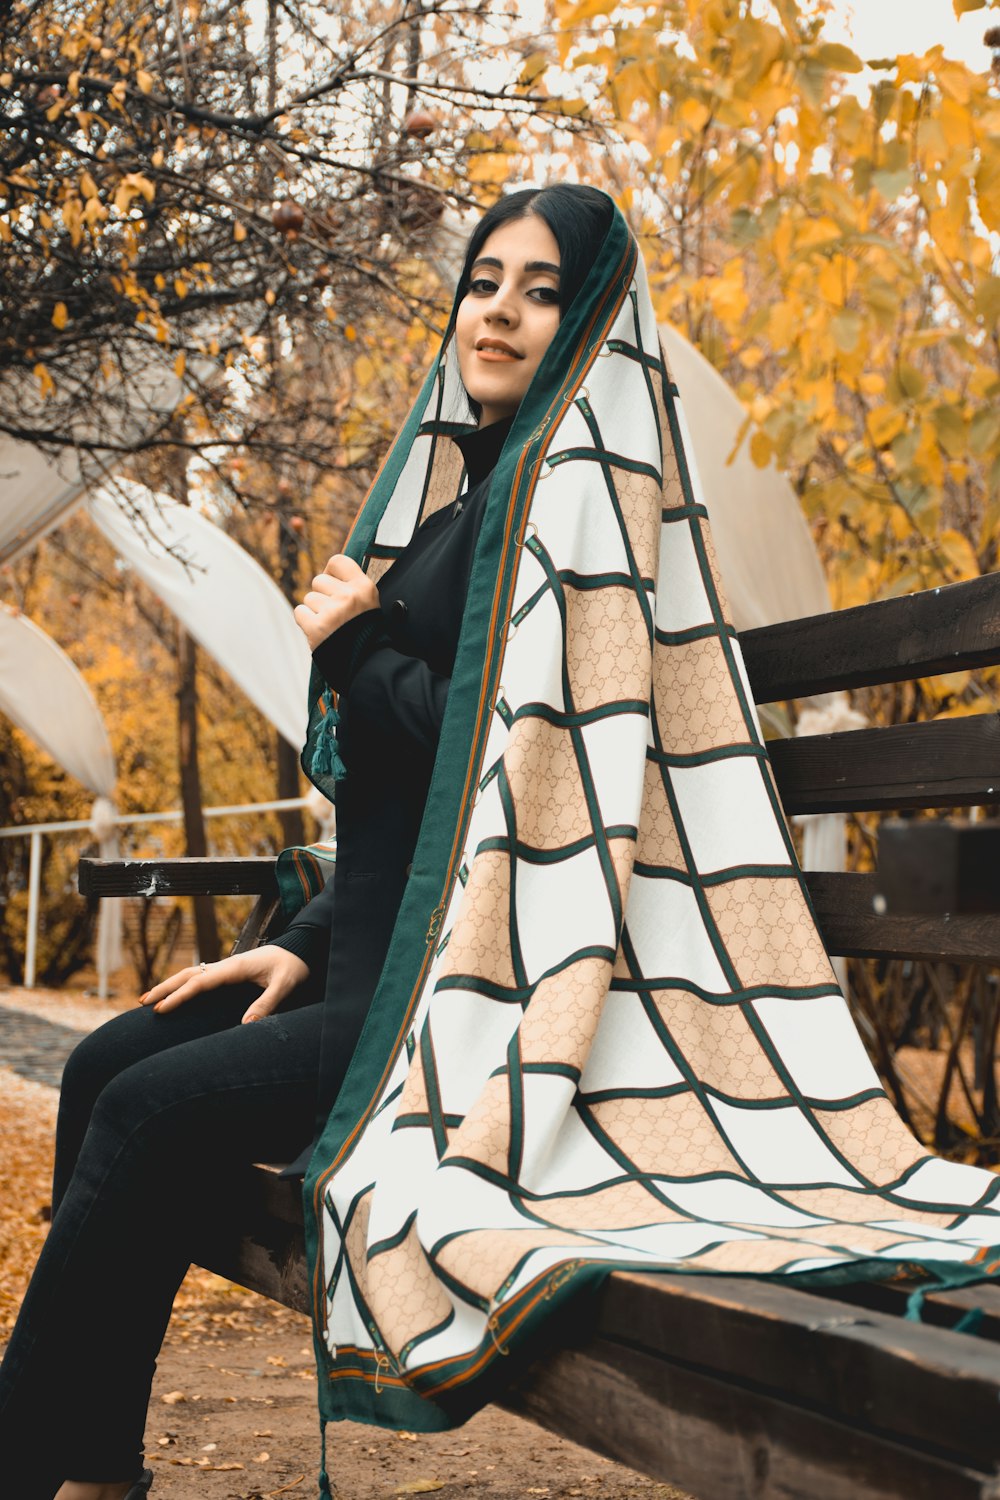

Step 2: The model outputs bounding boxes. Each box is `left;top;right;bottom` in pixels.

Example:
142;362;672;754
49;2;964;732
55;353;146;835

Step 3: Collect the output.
0;796;311;991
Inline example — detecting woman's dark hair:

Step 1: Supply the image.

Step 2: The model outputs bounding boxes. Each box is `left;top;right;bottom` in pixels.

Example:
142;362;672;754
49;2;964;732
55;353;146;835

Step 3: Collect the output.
453;184;615;419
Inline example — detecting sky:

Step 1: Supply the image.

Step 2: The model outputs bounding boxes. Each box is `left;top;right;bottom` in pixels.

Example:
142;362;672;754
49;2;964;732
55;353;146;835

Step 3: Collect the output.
822;0;995;73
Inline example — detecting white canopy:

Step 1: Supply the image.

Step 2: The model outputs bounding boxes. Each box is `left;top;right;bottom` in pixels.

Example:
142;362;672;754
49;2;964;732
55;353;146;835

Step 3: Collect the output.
0;604;116;797
0;355;194;566
87;481;312;749
658;324;831;629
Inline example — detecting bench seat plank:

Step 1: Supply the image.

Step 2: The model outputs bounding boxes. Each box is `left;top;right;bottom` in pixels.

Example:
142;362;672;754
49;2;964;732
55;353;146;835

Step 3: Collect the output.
503;1337;1000;1500
195;1165;1000;1500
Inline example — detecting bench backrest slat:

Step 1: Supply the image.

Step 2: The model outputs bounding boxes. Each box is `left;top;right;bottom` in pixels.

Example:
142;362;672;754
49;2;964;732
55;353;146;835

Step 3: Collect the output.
806;872;1000;963
741;572;1000;703
770;715;1000;813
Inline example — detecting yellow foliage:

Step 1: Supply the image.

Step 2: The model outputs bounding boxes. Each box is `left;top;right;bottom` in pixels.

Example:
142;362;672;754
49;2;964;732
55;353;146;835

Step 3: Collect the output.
33;362;55;398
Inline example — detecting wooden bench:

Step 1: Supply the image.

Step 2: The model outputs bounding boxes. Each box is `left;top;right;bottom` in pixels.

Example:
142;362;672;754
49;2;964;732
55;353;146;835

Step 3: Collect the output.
80;570;1000;1500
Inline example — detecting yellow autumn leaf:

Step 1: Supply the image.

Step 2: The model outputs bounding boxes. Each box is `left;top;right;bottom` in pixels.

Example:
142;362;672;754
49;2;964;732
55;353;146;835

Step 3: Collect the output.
51;302;68;330
519;51;549;86
867;407;907;447
33;363;55;398
234;221;247;242
136;69;154;94
815;42;864;74
264;287;276;306
749;429;773;468
174;277;188;299
939;528;979;580
173;351;186;378
79;170;98;200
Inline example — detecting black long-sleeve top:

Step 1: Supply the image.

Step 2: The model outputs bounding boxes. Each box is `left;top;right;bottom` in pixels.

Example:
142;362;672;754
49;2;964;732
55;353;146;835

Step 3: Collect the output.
270;412;515;1136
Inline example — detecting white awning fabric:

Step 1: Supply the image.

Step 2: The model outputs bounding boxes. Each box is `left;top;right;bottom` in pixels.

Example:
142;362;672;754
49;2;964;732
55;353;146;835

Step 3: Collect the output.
0;356;194;566
87;481;312;749
0;604;116;797
658;324;831;629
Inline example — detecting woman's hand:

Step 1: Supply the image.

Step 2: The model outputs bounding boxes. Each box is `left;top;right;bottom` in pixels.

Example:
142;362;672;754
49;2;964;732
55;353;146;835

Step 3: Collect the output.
293;554;379;651
139;945;310;1024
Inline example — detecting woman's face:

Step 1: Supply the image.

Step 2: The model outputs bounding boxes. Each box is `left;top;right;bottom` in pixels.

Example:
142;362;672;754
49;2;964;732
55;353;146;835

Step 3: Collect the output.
455;212;561;428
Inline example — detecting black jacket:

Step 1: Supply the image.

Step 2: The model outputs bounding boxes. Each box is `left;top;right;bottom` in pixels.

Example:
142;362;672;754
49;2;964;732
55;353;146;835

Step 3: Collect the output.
272;413;515;1149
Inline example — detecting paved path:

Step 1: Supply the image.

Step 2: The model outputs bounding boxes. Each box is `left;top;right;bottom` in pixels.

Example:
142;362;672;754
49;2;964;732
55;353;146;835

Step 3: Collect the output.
0;1005;84;1089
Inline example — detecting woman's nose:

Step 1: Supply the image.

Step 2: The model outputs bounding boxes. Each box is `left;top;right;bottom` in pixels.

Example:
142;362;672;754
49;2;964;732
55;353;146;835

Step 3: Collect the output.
485;284;518;324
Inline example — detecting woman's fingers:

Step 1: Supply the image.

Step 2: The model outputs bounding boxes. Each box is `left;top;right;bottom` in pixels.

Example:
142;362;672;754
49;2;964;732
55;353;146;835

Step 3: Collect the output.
303;589;350;616
240;984;286;1024
142;956;245;1014
323;553;365;581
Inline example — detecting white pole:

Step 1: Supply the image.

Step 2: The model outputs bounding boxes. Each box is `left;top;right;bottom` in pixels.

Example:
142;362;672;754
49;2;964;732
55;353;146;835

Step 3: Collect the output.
25;830;42;989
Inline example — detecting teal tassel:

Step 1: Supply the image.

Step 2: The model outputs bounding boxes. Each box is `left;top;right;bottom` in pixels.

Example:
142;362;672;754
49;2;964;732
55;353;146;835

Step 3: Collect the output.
310;693;347;782
318;1418;333;1497
954;1306;984;1336
904;1285;927;1323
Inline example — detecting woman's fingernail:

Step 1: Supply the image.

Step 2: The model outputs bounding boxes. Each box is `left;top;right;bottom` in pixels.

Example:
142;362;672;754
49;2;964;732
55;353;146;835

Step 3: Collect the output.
152;1003;163;1013
138;993;150;1006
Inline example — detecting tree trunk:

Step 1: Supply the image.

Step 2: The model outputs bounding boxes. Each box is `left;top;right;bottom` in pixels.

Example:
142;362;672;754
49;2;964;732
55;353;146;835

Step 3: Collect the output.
177;622;221;962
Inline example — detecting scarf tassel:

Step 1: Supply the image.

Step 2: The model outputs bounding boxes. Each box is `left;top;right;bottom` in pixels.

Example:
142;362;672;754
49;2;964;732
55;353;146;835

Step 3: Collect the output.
310;691;348;783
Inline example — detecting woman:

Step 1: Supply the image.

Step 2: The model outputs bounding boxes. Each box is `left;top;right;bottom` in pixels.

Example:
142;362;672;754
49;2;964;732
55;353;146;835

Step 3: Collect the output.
0;184;615;1500
7;182;1000;1498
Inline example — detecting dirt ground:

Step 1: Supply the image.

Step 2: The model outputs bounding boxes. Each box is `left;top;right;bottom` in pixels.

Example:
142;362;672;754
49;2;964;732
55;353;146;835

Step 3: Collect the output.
0;986;689;1500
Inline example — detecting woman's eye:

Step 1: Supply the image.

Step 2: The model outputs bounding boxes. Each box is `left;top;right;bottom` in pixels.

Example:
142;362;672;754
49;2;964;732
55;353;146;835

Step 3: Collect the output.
531;287;560;302
469;278;499;294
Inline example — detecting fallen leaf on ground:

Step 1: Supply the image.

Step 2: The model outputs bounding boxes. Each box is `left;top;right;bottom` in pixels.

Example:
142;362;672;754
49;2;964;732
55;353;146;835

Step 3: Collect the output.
396;1482;444;1494
161;1389;186;1404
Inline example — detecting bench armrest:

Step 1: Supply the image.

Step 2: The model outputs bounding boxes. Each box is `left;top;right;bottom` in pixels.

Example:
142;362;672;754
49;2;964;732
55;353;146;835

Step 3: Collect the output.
78;856;278;899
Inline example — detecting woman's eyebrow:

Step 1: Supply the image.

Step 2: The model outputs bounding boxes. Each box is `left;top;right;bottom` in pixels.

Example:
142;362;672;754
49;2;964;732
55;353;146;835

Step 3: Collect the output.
470;255;560;277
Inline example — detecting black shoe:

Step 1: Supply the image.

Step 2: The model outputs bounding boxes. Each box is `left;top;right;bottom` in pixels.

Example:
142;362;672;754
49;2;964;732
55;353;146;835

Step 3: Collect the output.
125;1471;154;1499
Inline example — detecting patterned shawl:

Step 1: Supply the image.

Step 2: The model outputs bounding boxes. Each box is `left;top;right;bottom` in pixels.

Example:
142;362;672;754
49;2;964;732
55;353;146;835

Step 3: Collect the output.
291;195;1000;1452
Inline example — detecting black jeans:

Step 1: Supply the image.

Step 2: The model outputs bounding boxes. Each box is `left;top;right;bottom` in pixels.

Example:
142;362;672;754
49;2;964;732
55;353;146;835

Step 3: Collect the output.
0;982;325;1497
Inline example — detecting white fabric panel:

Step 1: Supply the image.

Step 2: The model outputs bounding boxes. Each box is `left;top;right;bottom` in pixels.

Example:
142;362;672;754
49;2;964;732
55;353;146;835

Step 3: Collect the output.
753;995;882;1101
531;459;633;578
671;756;790;874
580;990;685;1093
892;1158;993;1208
625;875;729;991
0;606;115;796
707;1097;859;1187
515;845;616;982
654;519;715;632
88;482;311;749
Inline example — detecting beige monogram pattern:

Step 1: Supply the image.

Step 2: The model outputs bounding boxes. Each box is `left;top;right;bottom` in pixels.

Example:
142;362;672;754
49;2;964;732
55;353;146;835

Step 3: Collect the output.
656;990;785;1100
652;634;752;756
504;717;591;849
563;584;650;711
706;877;836;989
